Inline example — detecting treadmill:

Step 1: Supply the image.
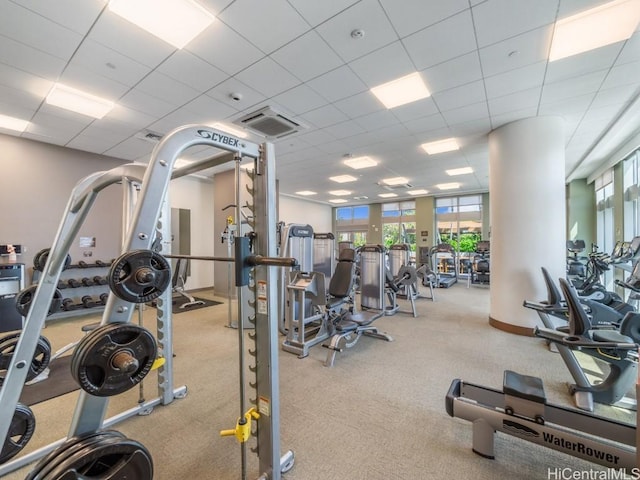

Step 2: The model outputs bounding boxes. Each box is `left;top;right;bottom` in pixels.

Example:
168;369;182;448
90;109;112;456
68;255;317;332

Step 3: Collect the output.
431;243;458;288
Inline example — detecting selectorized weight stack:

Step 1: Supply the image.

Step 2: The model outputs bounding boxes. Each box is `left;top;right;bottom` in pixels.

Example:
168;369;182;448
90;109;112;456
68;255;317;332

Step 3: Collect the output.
0;125;296;480
360;245;398;316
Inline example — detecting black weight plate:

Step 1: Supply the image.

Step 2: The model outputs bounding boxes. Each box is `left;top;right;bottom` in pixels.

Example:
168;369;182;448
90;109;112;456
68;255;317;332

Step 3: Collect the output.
0;403;35;465
33;249;72;272
44;436;153;480
0;335;51;386
27;430;126;480
15;286;63;317
71;324;157;397
108;250;171;303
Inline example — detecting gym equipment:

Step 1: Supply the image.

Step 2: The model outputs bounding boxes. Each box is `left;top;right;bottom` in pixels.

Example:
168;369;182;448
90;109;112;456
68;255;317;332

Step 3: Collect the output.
446;370;635;469
0;125;295;480
14;285;62;317
0;404;35;465
0;264;25;333
566;239;587;288
313;233;335;291
80;295;95;308
98;292;109;305
66;278;81;288
388;243;426;309
107;249;172;303
80;277;94;287
92;275;108;285
25;430;153;480
33;249;71;273
467;240;490;287
323;247;393;367
61;298;77;311
430;243;458;288
71;323;157;397
0;333;51;386
170;258;205;309
534;277;638;412
360;245;399;316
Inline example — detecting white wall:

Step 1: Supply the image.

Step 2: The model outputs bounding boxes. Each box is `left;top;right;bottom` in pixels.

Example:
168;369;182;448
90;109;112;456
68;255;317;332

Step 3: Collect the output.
278;195;332;234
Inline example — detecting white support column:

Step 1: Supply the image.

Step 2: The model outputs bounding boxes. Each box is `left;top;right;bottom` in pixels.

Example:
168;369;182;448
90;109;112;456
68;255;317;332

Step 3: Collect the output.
489;116;566;333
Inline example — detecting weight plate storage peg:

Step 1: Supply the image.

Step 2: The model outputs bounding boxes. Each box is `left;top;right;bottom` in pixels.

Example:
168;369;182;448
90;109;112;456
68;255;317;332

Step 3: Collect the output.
0;334;51;386
71;323;157;397
0;403;36;465
14;285;63;317
108;249;171;303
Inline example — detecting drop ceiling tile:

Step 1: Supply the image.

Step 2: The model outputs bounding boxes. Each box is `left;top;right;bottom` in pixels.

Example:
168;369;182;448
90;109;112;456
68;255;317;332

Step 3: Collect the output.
617;31;640;65
317;138;352;154
135;71;200;106
0;100;37;122
591;86;639;109
0;63;51;99
353;110;401;131
89;11;176;68
484;61;547;99
271;30;343;82
119;88;178;118
379;0;469;38
402;113;448;135
234;57;301;98
557;0;610;17
27;110;90;138
541;70;609;104
350;41;416;88
315;0;399;62
0;36;67;79
433;80;486;112
21;131;73;147
306;66;368;102
206;78;266;111
104;137;155;161
472;0;558;48
59;65;130;100
157;50;229;92
322;120;367;140
0;83;44;111
391;97;439;122
442;102;490;126
490;107;538;129
546;43;623;84
286;0;360;27
296;129;339;149
479;25;552;77
600;61;640;90
0;2;83;61
69;39;152;87
538;93;593;116
186;21;264;76
198;0;235;15
334;91;385;119
272;84;328;115
65;134;122;155
420;52;483;95
149;109;213;134
300;104;349;128
104;105;157;130
219;0;309;54
488;87;541;116
13;0;104;34
403;11;477;70
182;94;239;120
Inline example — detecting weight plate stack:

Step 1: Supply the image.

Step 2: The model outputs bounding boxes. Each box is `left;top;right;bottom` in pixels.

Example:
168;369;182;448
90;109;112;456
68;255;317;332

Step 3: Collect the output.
33;249;72;272
14;285;63;317
0;403;36;465
0;334;51;386
108;250;171;303
71;323;157;397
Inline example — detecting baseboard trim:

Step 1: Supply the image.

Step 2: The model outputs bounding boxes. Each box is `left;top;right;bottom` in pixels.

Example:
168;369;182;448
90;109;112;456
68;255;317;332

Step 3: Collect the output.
489;316;535;337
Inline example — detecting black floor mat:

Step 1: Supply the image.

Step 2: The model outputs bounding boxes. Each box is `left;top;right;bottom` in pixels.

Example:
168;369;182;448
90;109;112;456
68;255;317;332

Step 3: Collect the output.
19;355;78;406
171;297;222;314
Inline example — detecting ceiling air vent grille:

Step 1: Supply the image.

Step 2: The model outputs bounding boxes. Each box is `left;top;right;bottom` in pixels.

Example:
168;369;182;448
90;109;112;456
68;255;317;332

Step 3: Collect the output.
135;130;164;143
233;106;306;139
379;183;413;190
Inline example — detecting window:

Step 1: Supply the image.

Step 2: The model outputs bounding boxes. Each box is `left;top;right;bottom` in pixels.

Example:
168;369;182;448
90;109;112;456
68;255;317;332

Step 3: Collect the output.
595;171;614;291
382;201;416;256
336;205;369;248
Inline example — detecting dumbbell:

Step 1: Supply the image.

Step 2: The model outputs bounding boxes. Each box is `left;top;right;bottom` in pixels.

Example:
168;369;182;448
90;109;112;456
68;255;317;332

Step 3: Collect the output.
61;298;75;311
78;261;89;268
93;276;108;285
95;260;106;267
57;280;68;290
67;278;81;288
81;277;95;287
99;292;109;305
81;295;96;308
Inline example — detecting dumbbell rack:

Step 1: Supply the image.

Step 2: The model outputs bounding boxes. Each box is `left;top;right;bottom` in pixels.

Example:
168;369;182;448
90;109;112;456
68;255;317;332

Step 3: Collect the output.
33;262;112;320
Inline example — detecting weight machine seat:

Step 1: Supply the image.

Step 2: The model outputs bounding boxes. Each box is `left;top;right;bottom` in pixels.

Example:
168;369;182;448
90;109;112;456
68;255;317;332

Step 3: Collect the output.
503;370;546;404
326;249;356;310
171;258;205;308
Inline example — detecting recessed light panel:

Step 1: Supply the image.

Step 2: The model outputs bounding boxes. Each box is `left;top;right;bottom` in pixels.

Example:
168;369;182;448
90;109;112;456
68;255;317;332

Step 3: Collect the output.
446;167;473;176
382;177;409;186
421;138;459;155
378;193;398;198
407;189;428;195
0;114;29;132
549;0;640;61
295;190;317;196
437;183;461;190
370;72;430;109
45;84;114;118
329;190;352;196
329;175;357;183
212;122;247;139
109;0;215;49
344;156;378;169
329;199;348;204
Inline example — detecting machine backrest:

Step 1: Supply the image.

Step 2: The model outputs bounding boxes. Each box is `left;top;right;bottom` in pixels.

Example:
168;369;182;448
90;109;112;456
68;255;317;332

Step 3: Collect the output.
172;258;189;289
328;248;356;299
540;267;562;306
558;277;591;336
